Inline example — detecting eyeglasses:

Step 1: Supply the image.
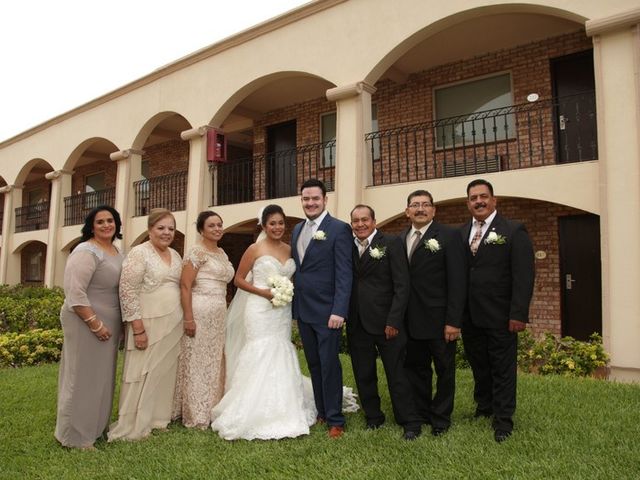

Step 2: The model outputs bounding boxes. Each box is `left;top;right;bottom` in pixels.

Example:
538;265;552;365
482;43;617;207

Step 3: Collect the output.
408;202;433;209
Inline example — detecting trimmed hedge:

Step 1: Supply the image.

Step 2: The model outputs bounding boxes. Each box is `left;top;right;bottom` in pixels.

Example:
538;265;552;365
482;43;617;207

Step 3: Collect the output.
518;331;609;377
0;329;63;367
0;285;64;333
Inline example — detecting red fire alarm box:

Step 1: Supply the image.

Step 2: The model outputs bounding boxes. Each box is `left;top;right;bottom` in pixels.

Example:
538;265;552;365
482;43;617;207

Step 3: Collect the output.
207;128;227;162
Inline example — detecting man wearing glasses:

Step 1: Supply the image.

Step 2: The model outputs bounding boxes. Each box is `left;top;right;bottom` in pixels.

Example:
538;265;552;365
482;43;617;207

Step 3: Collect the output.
402;189;466;437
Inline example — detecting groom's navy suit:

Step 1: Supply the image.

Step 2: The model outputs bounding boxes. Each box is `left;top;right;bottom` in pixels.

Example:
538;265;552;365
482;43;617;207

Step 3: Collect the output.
292;212;353;427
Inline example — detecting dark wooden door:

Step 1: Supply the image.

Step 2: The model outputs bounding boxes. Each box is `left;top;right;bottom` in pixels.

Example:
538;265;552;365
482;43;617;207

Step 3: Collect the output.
559;214;602;340
267;121;297;198
551;50;598;163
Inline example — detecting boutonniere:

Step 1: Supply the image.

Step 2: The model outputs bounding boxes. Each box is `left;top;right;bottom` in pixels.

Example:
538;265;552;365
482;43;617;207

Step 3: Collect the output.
485;231;506;245
424;238;441;253
312;230;327;241
369;245;387;260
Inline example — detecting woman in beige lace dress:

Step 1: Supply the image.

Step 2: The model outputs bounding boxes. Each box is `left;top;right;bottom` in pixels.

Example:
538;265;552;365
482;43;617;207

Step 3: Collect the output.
108;208;183;442
172;211;234;428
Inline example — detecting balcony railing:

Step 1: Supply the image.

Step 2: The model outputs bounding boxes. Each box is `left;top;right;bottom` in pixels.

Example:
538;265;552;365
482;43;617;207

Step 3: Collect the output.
63;187;116;226
365;92;597;186
133;171;188;216
15;202;50;233
211;140;336;206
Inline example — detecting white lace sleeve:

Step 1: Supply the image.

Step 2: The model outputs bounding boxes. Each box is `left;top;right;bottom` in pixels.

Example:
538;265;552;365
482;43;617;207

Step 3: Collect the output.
119;245;147;322
63;246;99;307
183;246;208;270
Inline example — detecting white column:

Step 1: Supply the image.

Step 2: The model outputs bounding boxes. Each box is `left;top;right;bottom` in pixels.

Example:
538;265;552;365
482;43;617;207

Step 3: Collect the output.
0;185;21;284
326;82;376;221
587;10;640;381
181;126;210;251
110;149;143;251
44;170;72;287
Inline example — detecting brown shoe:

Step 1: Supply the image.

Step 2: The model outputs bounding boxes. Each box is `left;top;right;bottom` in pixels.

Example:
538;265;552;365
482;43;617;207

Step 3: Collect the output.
316;416;326;425
328;426;344;439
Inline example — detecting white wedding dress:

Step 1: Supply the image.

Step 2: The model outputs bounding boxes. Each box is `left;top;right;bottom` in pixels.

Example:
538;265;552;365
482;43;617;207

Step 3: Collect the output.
211;255;317;440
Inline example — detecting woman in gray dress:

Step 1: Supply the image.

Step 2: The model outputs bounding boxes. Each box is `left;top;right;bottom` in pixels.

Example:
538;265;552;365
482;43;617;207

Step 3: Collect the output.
55;205;124;449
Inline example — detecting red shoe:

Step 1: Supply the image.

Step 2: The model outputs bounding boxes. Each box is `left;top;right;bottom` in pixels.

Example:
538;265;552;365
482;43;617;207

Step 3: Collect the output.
328;426;344;439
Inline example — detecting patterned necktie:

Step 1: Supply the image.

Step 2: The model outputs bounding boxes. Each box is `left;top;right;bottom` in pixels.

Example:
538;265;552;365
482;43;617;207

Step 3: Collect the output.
408;231;422;259
298;220;314;261
358;239;369;258
470;220;486;256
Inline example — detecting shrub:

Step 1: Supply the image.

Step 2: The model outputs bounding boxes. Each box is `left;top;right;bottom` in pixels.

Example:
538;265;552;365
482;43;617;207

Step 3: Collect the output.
0;328;64;367
518;331;609;377
0;285;64;333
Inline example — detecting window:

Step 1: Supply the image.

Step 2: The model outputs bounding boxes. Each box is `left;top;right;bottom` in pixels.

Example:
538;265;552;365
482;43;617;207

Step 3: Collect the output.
85;172;105;208
85;172;105;193
320;112;336;167
434;73;514;148
26;250;43;282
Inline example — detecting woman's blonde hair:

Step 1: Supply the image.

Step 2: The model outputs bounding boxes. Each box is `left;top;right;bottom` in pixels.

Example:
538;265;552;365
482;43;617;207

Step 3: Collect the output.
147;208;175;229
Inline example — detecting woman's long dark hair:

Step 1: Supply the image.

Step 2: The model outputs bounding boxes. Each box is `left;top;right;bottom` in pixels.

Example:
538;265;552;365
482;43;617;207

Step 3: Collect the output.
80;205;123;242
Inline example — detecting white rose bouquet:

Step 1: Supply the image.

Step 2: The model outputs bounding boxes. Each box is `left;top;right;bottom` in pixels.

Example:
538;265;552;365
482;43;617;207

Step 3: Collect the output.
268;275;294;307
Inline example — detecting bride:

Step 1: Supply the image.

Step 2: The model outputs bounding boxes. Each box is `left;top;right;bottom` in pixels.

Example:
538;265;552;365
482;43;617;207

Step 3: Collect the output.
211;204;356;440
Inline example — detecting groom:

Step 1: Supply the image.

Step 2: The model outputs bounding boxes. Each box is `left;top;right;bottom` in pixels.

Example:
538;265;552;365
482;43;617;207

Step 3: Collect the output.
291;178;353;438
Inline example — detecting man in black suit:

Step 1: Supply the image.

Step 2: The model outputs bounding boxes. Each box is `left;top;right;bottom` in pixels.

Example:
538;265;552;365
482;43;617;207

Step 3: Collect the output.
461;179;535;443
348;204;421;440
403;190;466;437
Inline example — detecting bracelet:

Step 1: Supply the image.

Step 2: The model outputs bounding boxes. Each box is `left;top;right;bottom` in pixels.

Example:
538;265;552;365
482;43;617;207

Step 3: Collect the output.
89;320;104;333
83;314;97;323
133;330;146;336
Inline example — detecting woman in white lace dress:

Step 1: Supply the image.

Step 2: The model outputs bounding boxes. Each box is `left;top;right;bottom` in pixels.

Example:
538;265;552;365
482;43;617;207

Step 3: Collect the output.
108;209;183;442
172;211;234;428
211;205;318;440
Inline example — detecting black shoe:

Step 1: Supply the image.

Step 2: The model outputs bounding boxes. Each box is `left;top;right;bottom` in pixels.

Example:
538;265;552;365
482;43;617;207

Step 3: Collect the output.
494;430;511;443
403;430;420;441
366;422;384;430
431;426;448;437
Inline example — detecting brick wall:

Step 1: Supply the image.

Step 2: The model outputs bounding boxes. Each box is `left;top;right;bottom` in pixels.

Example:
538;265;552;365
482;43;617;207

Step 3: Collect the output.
248;30;592;190
372;30;591;131
142;139;189;178
71;160;117;195
381;197;588;336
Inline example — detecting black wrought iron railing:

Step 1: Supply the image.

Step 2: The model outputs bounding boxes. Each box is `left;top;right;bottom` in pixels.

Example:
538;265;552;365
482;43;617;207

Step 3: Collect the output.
365;92;597;186
63;187;116;226
133;171;188;216
210;140;336;206
15;202;50;233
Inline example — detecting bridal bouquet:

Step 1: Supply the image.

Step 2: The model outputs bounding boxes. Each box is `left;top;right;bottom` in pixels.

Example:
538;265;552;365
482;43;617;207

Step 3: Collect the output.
268;275;294;307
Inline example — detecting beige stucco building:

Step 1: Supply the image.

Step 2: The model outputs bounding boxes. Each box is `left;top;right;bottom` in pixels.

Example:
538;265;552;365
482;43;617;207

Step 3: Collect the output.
0;0;638;381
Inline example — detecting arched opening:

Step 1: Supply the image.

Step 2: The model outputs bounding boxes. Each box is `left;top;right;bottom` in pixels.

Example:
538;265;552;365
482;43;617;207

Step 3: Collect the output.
63;138;120;226
14;159;54;233
381;195;601;339
131;113;192;217
18;240;47;285
210;72;336;207
363;8;593;187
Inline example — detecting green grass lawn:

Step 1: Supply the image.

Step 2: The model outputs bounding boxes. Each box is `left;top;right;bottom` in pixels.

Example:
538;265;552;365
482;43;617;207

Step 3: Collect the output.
1;354;639;480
